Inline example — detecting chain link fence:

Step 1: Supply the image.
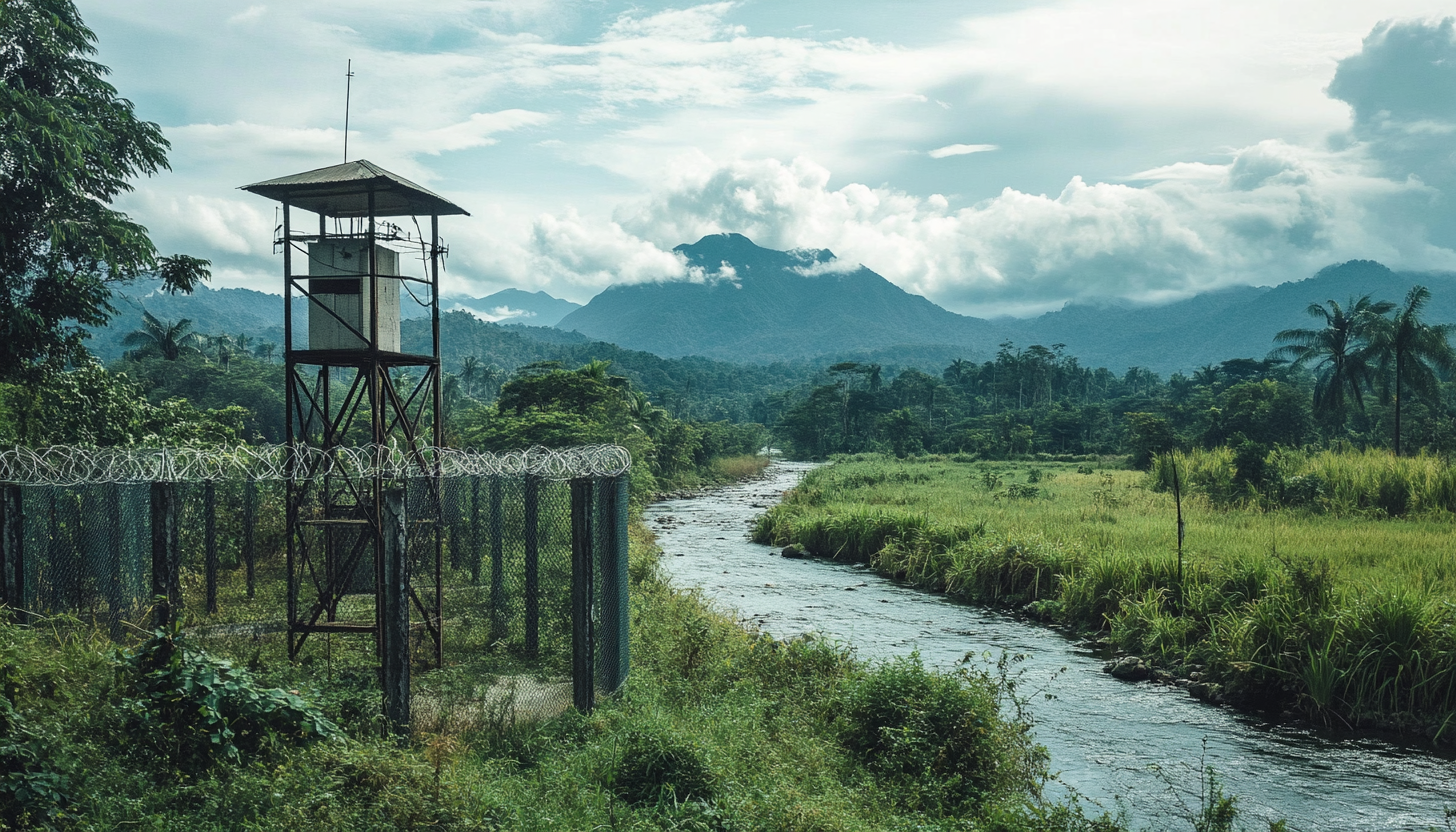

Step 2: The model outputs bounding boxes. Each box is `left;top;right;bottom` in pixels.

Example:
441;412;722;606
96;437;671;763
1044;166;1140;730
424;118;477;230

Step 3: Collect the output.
0;445;631;731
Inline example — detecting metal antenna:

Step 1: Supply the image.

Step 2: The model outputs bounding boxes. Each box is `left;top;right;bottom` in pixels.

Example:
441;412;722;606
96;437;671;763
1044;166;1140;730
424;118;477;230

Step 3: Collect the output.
343;59;355;162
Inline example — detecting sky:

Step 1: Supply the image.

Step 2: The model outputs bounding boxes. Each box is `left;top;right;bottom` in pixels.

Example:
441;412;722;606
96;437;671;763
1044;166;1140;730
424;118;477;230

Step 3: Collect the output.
81;0;1456;318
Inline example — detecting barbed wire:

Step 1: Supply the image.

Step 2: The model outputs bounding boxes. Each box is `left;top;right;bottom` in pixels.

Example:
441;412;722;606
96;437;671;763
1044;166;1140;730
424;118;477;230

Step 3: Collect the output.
0;444;632;486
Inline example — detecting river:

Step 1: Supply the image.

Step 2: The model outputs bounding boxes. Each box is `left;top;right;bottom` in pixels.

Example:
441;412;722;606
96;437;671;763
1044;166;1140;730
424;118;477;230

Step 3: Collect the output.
649;461;1455;831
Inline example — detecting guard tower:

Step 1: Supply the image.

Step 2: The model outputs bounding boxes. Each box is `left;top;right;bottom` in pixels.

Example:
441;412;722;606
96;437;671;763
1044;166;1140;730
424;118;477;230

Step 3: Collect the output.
242;161;468;729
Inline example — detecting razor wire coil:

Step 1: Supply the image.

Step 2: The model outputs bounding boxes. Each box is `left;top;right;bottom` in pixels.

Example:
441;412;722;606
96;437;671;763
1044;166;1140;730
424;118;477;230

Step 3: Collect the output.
0;444;631;486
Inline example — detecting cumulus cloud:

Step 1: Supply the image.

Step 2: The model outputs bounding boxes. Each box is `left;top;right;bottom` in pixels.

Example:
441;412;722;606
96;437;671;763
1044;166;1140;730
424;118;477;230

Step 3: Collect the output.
600;140;1444;317
528;210;689;289
449;303;535;324
1327;17;1456;247
226;5;266;26
90;4;1456;314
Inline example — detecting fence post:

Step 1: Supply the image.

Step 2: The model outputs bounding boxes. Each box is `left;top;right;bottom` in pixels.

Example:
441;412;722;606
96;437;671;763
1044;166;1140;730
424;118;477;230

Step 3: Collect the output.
244;480;256;599
204;481;218;615
597;475;630;694
571;478;595;712
523;474;539;657
150;481;180;628
380;487;411;736
469;477;481;585
489;476;504;642
1;484;21;616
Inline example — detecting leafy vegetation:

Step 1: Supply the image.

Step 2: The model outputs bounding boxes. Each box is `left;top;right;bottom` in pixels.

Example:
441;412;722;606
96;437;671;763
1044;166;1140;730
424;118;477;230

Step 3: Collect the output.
0;0;209;379
754;454;1456;741
0;513;1146;831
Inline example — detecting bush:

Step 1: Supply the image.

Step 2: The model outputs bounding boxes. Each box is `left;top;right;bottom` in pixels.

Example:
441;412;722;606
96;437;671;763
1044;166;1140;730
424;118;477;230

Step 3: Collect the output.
609;725;714;806
0;698;72;829
837;654;1008;813
117;621;338;770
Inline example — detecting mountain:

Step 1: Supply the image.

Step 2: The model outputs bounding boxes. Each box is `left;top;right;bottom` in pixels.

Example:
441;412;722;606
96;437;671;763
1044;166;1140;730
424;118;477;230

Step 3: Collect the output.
555;233;1009;362
1005;260;1456;374
85;280;303;362
82;240;1456;378
437;289;581;327
557;238;1456;375
87;281;582;362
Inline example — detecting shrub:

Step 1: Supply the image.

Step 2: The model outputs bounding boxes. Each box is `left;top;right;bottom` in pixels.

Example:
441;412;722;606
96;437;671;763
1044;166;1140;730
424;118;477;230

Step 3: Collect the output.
837;654;1008;813
609;725;714;806
0;698;72;828
117;621;339;770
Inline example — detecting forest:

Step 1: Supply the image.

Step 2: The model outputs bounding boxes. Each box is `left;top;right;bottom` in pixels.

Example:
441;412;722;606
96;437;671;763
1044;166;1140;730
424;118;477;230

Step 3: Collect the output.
773;289;1456;468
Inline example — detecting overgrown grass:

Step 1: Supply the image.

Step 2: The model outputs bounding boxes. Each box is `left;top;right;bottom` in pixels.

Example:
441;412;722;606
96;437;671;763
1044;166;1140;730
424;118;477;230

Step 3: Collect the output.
1149;446;1456;517
0;498;1133;830
753;454;1456;742
707;453;771;482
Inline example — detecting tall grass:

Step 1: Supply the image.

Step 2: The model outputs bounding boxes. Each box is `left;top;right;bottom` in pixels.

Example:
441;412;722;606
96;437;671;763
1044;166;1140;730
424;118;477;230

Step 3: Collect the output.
708;453;771;482
0;508;1129;830
760;454;1456;742
1151;447;1456;516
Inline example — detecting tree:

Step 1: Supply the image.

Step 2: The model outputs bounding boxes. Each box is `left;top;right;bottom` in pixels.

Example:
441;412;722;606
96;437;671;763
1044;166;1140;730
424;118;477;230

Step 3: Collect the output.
1201;380;1312;450
1367;286;1456;455
121;311;205;360
1272;295;1392;428
0;0;209;378
1124;412;1176;469
208;333;233;370
459;355;480;398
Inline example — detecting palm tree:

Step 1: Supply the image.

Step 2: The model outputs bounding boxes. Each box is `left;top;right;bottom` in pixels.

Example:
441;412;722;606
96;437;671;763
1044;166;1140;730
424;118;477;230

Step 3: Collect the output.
943;358;970;387
1368;286;1456;455
121;311;205;360
253;342;278;364
627;390;669;439
1192;364;1220;388
578;359;612;381
208;334;233;371
460;356;481;398
1272;295;1393;428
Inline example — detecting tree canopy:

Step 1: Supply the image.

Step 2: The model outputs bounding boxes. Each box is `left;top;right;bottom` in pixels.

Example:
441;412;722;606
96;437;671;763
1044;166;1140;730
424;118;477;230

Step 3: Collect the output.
0;0;208;379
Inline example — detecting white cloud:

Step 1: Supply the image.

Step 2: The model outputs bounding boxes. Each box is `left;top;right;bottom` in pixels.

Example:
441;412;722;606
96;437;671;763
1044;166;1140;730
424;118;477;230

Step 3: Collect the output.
226;5;265;25
602;143;1448;317
449;302;535;324
529;210;689;289
123;192;275;258
83;2;1456;317
390;109;552;156
928;143;998;158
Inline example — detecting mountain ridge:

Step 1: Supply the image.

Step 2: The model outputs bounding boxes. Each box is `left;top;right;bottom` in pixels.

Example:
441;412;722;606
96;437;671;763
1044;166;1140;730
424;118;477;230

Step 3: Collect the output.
81;237;1456;377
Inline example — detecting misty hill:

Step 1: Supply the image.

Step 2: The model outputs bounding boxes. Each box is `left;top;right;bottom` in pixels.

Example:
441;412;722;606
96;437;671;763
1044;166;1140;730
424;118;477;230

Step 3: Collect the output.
555;234;1010;362
84;244;1456;379
556;238;1456;375
86;281;582;363
1007;260;1456;374
439;289;581;327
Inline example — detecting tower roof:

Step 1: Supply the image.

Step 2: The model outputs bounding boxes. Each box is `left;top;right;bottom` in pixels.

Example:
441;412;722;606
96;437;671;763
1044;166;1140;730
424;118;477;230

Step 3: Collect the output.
240;160;469;218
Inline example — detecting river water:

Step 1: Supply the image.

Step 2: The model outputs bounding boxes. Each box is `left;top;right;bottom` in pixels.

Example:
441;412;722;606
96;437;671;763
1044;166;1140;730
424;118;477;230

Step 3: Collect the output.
649;462;1455;832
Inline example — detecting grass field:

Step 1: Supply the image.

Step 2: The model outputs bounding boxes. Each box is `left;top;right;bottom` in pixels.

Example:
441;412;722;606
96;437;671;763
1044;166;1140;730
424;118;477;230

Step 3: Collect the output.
753;454;1456;741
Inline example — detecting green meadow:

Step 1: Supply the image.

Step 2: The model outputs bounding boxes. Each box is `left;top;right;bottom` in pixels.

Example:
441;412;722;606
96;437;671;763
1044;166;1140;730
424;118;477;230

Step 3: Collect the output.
753;453;1456;741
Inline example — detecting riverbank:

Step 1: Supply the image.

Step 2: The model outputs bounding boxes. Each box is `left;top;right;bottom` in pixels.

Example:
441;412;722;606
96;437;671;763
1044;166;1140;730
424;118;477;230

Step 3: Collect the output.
664;458;1456;831
751;455;1456;745
0;459;1131;831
